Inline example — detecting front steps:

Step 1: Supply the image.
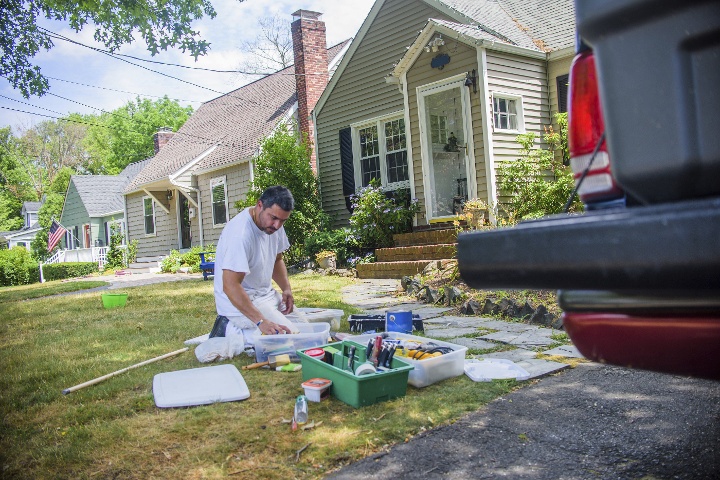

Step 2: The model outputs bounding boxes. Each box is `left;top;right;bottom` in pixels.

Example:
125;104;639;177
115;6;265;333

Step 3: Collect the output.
128;256;163;274
356;229;457;279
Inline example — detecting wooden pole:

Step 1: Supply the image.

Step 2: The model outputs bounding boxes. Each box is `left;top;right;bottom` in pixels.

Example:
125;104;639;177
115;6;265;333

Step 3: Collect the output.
62;347;189;395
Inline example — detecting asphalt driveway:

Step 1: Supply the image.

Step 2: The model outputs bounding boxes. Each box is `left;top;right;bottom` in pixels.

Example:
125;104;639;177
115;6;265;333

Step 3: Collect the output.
328;362;720;479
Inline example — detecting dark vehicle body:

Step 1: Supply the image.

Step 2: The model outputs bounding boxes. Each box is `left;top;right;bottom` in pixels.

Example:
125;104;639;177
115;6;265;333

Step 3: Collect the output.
458;0;720;379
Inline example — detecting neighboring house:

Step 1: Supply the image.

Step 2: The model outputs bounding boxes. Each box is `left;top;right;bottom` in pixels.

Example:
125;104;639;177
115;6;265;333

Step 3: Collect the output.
59;159;149;250
123;10;350;259
313;0;575;226
0;201;43;250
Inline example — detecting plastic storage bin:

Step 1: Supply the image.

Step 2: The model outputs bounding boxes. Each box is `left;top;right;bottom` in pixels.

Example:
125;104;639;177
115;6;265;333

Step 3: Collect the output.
254;322;330;362
287;308;343;330
349;332;467;388
348;314;423;333
297;341;413;408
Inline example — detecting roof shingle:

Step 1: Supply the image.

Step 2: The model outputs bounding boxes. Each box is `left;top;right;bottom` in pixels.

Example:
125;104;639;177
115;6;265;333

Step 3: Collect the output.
125;41;350;192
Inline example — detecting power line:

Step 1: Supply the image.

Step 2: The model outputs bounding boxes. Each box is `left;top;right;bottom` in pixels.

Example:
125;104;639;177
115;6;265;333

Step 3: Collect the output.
38;26;327;77
44;76;205;104
42;29;226;95
0;105;253;151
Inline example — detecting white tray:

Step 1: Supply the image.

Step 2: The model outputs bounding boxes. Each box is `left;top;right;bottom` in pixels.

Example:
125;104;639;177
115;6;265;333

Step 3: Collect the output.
153;364;250;408
464;358;530;382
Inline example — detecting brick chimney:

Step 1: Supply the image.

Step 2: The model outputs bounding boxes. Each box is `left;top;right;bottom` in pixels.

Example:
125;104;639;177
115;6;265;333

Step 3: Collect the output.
153;127;175;153
291;10;329;173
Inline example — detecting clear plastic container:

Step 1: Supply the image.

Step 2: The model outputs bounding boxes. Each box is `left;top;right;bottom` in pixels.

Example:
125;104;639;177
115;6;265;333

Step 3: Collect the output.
254;322;330;362
349;332;467;388
286;308;343;330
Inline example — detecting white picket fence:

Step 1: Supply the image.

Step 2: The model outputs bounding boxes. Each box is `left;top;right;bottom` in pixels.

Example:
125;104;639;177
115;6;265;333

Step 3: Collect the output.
45;246;112;270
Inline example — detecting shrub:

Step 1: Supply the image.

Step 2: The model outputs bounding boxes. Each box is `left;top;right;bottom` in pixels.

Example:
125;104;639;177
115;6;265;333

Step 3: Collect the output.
0;247;39;286
304;228;358;267
105;223;126;269
348;180;419;250
41;262;98;282
497;112;581;222
235;124;329;266
160;245;215;273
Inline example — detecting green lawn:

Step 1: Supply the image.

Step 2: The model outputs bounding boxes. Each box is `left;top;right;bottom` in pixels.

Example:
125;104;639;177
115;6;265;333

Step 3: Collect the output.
0;274;520;479
0;280;109;303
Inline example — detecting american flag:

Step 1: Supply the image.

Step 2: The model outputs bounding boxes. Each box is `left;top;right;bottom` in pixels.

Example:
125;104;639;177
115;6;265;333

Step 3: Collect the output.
47;220;66;251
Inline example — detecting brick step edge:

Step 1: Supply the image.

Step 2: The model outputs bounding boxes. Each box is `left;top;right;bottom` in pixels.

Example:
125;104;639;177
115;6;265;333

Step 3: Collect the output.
393;229;457;247
376;243;456;262
356;259;455;279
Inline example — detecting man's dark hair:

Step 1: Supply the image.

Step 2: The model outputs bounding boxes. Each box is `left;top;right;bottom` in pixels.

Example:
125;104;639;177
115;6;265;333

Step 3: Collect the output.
259;185;294;211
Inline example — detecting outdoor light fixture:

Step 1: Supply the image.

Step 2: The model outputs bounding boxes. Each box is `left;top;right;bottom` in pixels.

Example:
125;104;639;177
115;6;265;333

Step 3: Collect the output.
166;189;173;201
424;35;445;53
465;69;477;94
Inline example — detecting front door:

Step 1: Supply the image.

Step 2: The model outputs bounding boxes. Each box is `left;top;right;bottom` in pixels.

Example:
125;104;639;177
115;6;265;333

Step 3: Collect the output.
419;79;475;221
180;193;191;249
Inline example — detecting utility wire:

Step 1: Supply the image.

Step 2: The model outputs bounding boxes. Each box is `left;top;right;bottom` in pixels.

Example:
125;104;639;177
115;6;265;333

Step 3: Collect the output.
0;105;253;151
38;26;327;77
42;29;278;110
44;76;204;104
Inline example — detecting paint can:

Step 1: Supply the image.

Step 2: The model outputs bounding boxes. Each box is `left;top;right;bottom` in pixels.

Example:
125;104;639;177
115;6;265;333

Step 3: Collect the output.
386;310;413;334
305;348;325;360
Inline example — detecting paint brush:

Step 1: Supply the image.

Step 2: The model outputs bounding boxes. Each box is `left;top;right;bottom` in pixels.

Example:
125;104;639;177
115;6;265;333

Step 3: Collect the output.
242;353;297;370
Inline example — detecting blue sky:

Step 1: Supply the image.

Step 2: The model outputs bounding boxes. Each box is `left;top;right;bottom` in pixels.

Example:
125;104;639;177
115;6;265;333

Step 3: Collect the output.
0;0;376;132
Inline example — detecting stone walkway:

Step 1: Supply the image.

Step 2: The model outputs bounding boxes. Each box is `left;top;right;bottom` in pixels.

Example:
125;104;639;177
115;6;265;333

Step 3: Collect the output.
341;278;581;379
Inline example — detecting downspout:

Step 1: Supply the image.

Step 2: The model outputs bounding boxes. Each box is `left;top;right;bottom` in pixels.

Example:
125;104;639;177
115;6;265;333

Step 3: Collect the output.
123;194;130;266
477;45;498;225
311;109;322;208
185;186;204;249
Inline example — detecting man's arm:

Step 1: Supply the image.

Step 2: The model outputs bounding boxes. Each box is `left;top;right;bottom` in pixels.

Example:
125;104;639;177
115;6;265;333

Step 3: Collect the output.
272;253;294;314
222;269;291;334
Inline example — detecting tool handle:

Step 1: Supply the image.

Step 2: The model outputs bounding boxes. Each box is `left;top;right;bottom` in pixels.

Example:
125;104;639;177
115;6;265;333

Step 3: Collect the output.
62;347;189;394
241;361;270;370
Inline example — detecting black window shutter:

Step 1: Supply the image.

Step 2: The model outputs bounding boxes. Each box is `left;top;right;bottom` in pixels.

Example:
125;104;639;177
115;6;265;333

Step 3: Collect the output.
557;74;569;113
339;127;355;212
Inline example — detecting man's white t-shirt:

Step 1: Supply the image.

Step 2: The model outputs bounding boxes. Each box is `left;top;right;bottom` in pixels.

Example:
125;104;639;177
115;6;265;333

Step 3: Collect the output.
213;207;290;318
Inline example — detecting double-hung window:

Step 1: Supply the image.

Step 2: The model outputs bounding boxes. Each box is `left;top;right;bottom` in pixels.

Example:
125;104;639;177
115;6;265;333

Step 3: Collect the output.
353;114;409;190
210;176;228;226
492;93;524;132
143;197;155;235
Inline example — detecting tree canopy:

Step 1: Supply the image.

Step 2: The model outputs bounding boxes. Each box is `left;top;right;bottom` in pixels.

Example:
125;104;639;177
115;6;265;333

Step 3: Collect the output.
1;0;235;97
83;96;193;174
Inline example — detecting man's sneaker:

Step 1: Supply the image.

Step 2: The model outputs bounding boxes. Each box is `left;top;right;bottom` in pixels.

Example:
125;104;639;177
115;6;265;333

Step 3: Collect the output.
209;315;229;338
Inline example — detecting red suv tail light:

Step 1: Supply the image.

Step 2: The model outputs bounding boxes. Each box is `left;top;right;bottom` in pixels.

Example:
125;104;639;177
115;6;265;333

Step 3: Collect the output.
568;50;624;206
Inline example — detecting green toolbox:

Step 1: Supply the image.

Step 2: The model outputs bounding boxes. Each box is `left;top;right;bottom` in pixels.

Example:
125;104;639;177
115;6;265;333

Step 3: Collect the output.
297;341;413;408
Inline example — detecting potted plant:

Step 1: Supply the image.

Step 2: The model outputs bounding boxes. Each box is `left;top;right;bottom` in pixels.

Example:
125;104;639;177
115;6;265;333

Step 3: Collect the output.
315;250;336;269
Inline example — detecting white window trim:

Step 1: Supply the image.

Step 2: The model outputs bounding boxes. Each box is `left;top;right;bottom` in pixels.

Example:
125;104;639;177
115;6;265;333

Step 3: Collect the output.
491;92;525;133
143;197;156;236
210;175;229;228
350;111;410;191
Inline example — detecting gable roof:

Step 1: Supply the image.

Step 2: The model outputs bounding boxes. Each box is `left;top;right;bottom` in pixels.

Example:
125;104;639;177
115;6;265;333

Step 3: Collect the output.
314;0;574;115
22;201;42;213
71;159;150;217
125;41;351;193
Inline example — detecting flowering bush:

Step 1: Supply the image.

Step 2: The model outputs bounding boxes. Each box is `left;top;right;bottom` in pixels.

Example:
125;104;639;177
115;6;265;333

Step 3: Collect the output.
315;250;336;261
348;180;420;249
346;252;376;267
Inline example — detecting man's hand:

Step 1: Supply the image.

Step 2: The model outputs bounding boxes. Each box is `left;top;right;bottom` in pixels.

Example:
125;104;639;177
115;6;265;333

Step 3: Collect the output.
257;319;292;335
280;289;294;314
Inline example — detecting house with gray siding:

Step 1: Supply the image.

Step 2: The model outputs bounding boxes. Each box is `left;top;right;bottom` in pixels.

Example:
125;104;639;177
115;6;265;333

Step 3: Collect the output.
313;0;575;226
0;201;43;250
123;10;350;260
59;159;149;249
